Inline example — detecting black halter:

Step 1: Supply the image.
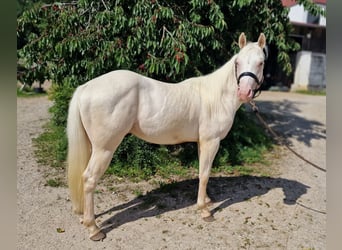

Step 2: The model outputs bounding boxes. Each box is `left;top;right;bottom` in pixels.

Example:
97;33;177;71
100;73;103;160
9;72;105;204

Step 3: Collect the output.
237;71;261;86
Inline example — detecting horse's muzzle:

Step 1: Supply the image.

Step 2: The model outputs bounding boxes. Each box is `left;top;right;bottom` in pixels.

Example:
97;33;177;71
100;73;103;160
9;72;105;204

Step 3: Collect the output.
237;86;254;102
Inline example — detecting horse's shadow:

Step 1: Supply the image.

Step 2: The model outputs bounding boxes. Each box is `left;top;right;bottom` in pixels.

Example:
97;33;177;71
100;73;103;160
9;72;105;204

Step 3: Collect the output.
245;99;326;147
97;176;309;235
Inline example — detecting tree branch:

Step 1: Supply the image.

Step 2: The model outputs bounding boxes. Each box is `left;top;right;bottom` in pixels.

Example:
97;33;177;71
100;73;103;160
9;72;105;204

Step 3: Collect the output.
41;2;78;8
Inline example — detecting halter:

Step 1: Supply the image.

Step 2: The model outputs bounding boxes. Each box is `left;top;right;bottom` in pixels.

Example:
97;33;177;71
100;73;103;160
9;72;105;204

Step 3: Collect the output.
235;47;268;99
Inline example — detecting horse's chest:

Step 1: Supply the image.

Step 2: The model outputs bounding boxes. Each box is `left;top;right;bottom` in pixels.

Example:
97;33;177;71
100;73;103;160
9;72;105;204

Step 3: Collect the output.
217;116;235;138
200;111;236;140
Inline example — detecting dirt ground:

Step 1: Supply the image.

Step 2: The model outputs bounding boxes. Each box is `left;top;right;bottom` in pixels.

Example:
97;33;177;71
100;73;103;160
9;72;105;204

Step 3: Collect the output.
17;91;326;250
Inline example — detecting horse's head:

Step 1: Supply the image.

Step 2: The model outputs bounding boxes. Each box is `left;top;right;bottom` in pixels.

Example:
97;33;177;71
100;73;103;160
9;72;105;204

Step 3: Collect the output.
235;32;266;103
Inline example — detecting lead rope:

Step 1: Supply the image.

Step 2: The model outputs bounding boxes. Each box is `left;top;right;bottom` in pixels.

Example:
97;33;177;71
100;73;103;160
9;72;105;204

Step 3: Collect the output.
249;100;326;173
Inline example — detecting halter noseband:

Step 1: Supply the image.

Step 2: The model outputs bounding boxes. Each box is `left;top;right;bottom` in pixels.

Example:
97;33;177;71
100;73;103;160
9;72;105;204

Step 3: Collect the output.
237;71;261;86
235;63;263;99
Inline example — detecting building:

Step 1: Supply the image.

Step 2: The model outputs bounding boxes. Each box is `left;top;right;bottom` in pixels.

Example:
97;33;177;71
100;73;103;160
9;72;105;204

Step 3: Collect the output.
264;0;326;91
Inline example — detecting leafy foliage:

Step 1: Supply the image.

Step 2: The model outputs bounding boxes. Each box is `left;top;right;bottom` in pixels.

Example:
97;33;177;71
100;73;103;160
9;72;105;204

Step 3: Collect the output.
17;0;325;87
19;0;325;177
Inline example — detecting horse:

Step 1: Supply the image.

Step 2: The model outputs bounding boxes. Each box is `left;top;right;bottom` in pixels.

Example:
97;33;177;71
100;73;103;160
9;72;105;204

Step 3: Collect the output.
67;32;267;240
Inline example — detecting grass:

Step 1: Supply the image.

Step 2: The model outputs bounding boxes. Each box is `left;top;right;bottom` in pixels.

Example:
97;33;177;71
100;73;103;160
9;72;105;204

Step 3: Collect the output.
32;122;67;169
45;178;63;187
212;165;254;175
295;89;326;96
132;189;144;197
17;86;47;97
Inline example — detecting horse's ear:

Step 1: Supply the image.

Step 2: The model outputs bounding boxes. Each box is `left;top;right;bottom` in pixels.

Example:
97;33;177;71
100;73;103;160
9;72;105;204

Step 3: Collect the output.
257;33;266;48
238;32;247;49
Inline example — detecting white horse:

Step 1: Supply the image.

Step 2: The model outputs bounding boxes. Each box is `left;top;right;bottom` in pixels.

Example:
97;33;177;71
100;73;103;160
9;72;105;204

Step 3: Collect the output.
67;32;266;240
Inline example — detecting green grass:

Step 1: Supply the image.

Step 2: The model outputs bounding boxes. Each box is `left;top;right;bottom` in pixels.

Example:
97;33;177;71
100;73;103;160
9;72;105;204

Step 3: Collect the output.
33;122;67;169
295;89;326;96
239;146;269;165
46;178;63;187
132;189;144;197
155;163;193;180
17;86;47;97
212;165;255;176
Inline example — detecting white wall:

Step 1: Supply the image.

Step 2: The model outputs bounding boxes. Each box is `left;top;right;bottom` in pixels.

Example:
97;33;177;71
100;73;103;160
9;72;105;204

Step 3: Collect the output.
292;51;326;91
319;5;326;26
288;5;307;23
287;4;326;27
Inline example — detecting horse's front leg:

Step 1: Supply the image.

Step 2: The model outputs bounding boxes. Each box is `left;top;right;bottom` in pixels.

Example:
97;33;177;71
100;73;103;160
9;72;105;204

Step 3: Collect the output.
197;138;220;221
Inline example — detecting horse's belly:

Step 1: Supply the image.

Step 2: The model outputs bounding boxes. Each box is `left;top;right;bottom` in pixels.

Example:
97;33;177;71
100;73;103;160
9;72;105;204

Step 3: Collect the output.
131;124;198;145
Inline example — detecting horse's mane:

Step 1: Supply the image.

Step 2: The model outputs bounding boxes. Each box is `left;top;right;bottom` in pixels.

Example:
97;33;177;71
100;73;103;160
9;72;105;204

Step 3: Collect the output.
195;42;263;114
163;42;261;116
192;54;238;116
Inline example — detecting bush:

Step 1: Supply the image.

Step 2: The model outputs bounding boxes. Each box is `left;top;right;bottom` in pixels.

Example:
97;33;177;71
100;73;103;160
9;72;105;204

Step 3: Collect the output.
48;80;75;126
21;0;320;178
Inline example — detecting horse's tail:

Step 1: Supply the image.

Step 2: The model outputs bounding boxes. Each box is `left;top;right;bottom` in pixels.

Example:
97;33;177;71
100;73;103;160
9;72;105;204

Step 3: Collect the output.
67;87;91;214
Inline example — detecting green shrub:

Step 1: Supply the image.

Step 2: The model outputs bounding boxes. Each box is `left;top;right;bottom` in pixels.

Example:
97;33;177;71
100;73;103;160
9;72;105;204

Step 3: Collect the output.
216;106;272;166
22;0;302;179
107;135;162;179
48;82;75;127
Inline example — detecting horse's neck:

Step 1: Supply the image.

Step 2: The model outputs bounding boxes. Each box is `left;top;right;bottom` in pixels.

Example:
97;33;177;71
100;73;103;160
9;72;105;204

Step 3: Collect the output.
202;57;241;111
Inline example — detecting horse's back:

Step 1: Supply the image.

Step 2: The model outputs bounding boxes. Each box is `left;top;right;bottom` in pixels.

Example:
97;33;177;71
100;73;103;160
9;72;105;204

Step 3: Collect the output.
81;70;139;93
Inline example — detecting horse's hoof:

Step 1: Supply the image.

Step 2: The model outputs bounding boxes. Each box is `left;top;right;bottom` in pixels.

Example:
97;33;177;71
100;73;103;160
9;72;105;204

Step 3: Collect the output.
90;231;106;241
203;215;215;222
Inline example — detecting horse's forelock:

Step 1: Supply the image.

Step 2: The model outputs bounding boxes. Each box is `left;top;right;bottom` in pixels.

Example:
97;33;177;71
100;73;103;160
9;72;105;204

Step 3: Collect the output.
238;43;265;61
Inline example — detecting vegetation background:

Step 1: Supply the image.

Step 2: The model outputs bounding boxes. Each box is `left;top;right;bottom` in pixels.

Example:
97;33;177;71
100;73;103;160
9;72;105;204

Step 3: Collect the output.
17;0;325;179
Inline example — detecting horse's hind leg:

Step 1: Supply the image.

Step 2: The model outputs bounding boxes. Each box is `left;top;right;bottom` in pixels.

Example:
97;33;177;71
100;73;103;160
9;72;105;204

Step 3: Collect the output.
82;147;114;241
197;138;220;221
